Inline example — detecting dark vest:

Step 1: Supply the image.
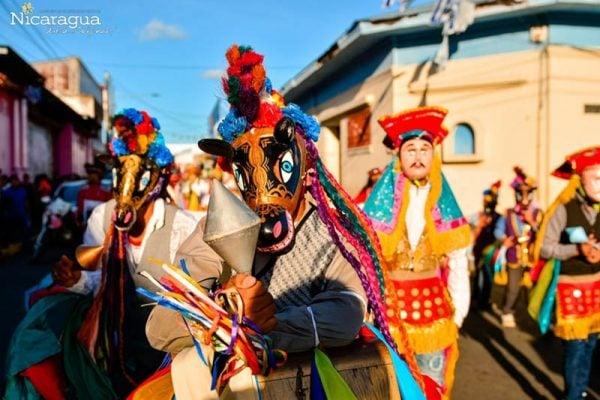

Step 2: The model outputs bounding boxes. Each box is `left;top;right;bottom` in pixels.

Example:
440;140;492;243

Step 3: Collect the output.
560;198;600;276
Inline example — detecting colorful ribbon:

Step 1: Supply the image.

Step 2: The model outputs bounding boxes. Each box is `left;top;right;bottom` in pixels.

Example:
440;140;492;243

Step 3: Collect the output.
528;259;561;334
364;323;426;400
137;263;286;394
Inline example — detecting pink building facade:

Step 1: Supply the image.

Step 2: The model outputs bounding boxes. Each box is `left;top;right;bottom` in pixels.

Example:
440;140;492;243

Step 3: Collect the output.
0;91;27;175
0;46;99;178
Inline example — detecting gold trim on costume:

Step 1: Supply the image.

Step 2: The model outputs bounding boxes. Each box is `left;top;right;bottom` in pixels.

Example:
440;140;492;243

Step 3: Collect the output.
387;232;443;272
555;314;600;340
376;151;471;268
391;316;458;355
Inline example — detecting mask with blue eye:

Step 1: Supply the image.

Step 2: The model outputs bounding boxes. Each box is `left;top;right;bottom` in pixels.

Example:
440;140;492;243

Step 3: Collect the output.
109;154;166;231
279;150;294;183
139;170;151;192
198;117;308;255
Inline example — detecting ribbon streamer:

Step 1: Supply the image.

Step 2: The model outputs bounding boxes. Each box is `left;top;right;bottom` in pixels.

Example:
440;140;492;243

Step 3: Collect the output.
137;263;286;394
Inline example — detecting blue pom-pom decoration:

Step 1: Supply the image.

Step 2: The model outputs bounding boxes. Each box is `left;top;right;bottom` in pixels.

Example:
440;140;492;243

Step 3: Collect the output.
151;117;161;130
111;137;128;156
121;108;143;125
283;104;320;142
264;78;273;94
110;110;173;168
153;131;166;147
218;109;248;143
147;133;174;168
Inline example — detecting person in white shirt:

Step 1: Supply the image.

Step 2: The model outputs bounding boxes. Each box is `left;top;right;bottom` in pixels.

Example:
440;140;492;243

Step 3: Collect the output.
49;108;216;398
364;106;472;398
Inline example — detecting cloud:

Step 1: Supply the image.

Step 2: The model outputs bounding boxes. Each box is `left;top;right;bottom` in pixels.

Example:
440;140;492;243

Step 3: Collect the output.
137;19;186;41
201;69;224;79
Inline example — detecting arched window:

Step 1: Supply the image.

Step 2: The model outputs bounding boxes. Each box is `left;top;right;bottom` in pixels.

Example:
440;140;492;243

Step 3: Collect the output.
453;123;475;155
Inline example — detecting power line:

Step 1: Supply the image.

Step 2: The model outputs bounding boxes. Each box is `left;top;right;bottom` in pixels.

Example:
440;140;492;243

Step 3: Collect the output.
114;81;204;130
116;91;205;128
0;31;37;59
7;0;61;59
4;0;92;61
2;5;206;143
108;87;208;119
29;24;68;59
1;1;54;59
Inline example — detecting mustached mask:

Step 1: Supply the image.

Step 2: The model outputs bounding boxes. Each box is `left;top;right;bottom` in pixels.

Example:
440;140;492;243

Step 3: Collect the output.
199;45;320;255
108;108;174;231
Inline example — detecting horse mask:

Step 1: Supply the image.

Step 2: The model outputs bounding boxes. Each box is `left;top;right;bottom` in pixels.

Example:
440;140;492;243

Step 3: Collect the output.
76;109;174;394
199;45;317;255
201;120;307;254
108;109;174;230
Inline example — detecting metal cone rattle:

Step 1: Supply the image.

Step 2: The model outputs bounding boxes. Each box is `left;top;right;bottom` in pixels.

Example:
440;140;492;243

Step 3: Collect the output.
203;180;261;274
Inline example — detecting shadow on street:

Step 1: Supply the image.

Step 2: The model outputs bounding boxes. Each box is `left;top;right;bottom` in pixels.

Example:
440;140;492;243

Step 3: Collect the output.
456;283;599;400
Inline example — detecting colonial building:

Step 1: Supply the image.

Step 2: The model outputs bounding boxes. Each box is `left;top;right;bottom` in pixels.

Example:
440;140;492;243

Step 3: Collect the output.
33;56;113;145
0;46;100;177
282;0;600;214
33;57;104;122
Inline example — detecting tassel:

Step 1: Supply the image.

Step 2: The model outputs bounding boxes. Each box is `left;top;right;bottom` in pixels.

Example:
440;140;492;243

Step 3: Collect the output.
77;225;138;390
365;323;426;400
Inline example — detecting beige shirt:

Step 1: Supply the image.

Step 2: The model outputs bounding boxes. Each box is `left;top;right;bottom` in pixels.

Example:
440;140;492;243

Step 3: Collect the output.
70;198;202;294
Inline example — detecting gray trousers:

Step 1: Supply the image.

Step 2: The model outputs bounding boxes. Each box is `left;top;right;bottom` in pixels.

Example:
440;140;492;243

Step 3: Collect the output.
502;266;524;314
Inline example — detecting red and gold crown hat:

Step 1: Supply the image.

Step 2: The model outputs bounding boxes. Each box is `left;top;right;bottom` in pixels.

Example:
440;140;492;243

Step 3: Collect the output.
377;106;449;150
552;146;600;180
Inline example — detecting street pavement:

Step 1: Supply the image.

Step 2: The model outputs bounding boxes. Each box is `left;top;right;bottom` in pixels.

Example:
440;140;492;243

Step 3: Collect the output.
455;286;599;400
0;250;598;399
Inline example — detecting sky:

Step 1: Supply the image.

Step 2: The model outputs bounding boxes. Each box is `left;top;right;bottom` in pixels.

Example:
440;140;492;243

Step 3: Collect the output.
0;0;431;143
